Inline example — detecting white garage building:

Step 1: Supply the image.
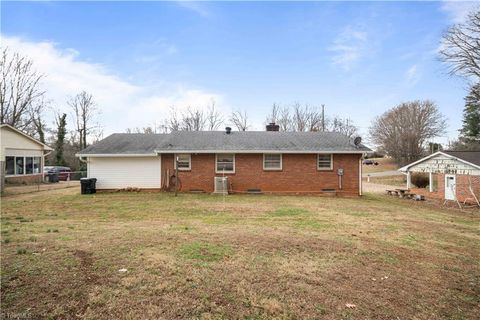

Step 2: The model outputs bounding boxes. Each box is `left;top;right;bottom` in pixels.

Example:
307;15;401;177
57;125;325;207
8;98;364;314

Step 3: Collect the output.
77;133;166;190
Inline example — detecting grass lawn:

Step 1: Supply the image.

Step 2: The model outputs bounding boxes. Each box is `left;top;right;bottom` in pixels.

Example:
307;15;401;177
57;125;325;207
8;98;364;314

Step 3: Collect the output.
1;189;479;319
365;175;407;187
363;157;399;174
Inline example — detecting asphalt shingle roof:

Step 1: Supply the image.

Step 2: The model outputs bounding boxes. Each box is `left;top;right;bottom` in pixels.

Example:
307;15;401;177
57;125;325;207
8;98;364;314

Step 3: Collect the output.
444;150;480;167
78;133;169;155
78;131;371;155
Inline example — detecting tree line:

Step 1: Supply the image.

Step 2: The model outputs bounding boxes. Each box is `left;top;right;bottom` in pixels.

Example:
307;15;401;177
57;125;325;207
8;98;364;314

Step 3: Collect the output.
0;48;101;170
369;8;480;165
1;8;479;171
125;102;358;138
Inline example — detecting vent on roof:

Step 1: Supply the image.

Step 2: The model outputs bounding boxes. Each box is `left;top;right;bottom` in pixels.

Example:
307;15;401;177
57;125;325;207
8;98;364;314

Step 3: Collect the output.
354;136;362;146
225;127;232;134
266;122;280;131
214;177;229;194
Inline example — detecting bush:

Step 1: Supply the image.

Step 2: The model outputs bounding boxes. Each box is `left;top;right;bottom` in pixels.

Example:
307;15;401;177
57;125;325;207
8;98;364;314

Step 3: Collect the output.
411;173;429;188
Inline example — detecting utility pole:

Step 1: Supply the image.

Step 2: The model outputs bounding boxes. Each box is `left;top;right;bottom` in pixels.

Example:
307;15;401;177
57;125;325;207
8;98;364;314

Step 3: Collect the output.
321;104;325;132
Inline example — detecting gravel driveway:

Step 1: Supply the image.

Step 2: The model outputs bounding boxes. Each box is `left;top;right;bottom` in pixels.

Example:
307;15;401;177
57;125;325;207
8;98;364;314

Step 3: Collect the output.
363;170;403;177
363;182;399;194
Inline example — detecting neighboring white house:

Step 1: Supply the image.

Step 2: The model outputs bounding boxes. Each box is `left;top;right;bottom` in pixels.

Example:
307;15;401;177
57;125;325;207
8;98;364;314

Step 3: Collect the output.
0;124;53;192
398;150;480;205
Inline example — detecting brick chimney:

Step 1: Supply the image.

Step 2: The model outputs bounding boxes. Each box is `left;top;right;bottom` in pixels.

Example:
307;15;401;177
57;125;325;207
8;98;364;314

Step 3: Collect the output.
266;122;279;131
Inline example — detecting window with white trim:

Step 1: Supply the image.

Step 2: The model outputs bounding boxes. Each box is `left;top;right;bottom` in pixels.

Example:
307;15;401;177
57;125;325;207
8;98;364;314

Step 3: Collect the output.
25;157;34;174
15;157;24;175
175;154;191;170
263;154;282;170
318;154;333;170
6;156;14;175
33;157;41;174
216;154;235;173
6;156;42;176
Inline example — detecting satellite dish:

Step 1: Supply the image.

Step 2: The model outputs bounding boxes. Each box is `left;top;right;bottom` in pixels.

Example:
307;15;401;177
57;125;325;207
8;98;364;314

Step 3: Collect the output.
354;136;362;146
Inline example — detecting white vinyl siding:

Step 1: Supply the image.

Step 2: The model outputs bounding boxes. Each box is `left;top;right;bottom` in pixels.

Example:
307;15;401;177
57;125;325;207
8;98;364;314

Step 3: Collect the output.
263;154;282;170
88;157;161;189
318;154;333;170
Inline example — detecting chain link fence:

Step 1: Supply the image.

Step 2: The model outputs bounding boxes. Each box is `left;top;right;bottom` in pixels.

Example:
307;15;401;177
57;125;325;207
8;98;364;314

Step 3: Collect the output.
3;171;87;195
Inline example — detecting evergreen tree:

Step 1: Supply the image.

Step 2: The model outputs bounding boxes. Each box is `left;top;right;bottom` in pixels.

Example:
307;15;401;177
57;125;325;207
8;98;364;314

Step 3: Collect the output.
458;83;480;150
55;113;67;166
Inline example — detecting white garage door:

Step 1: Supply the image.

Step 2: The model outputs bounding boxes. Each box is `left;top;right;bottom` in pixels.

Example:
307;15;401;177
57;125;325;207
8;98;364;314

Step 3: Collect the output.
88;157;161;189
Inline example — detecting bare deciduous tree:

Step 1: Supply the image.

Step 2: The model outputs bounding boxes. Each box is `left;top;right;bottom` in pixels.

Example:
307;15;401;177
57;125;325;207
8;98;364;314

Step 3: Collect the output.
440;9;480;80
328;116;358;138
126;127;155;134
26;96;52;143
277;105;292;131
265;103;280;124
181;107;206;131
206;101;223;130
166;107;181;132
230;110;250;131
276;103;323;132
0;48;45;130
68;91;100;150
369;100;447;165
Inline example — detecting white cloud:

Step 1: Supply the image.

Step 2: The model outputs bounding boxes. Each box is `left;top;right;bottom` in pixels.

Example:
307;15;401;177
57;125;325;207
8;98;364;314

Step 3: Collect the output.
176;1;210;17
405;64;420;85
441;1;479;23
133;38;178;64
2;35;225;135
329;26;369;71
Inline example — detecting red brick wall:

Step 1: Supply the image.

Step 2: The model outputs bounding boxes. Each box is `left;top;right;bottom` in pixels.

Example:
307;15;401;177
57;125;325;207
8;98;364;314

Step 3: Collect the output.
437;173;480;203
162;153;361;196
5;174;43;185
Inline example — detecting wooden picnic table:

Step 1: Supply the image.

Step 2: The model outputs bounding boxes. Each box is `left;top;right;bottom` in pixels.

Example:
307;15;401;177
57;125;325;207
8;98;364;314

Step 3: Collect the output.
395;188;409;196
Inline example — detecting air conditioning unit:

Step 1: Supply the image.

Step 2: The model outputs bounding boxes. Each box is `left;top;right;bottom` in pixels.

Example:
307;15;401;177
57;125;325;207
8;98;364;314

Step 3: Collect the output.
214;177;229;194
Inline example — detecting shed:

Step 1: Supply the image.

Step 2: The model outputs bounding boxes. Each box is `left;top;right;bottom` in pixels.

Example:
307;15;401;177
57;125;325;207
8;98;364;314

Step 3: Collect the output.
398;151;480;205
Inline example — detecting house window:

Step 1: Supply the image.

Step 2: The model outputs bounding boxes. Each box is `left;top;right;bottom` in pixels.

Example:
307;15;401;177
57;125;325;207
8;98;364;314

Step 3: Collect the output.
216;154;235;173
263;154;282;170
15;157;24;175
25;157;34;174
6;156;14;175
5;156;42;175
175;154;191;171
33;157;41;174
318;154;333;170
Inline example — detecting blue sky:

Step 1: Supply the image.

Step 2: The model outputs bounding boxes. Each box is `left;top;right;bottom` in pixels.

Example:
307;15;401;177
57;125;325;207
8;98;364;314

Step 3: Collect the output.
1;1;476;145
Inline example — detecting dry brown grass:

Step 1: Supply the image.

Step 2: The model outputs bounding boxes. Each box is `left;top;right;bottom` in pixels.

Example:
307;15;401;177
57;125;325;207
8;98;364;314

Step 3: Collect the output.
1;188;479;319
363;157;399;174
365;175;407;187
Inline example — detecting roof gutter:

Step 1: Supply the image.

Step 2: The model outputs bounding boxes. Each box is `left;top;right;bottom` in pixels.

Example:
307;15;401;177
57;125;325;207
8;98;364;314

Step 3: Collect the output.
153;150;368;154
76;150;370;157
75;153;158;158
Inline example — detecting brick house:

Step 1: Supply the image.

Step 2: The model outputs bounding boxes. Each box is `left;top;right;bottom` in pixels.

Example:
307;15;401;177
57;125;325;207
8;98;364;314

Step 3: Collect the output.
399;151;480;205
77;125;370;196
